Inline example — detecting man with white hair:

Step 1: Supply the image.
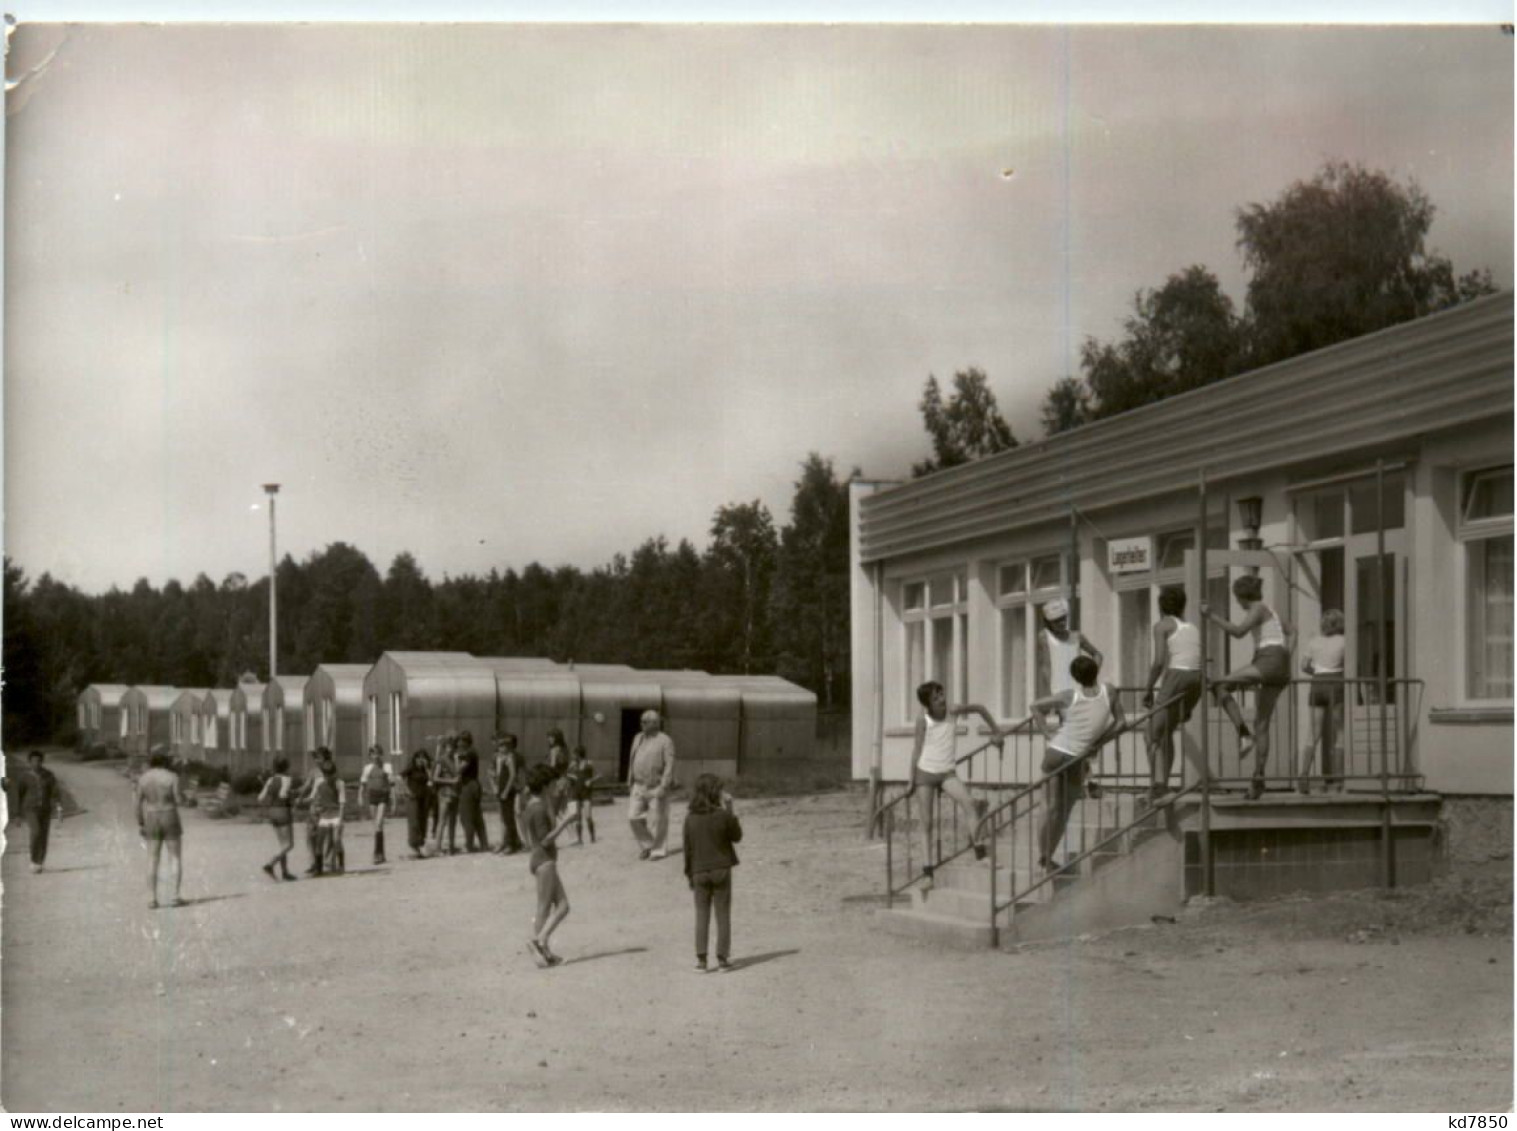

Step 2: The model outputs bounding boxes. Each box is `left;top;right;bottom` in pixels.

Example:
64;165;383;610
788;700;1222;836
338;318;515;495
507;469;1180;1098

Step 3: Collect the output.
626;709;676;860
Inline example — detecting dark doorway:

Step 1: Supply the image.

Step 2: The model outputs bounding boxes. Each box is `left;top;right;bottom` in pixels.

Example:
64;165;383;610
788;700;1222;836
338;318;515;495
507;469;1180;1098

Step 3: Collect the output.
618;709;644;781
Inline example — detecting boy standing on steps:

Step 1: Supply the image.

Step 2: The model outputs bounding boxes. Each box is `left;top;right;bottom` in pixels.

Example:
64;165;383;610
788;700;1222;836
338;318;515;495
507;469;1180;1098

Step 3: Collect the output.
906;680;1005;879
1142;586;1204;803
1031;655;1126;874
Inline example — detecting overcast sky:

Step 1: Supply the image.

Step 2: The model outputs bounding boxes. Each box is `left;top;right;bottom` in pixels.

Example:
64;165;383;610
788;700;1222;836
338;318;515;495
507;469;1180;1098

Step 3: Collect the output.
4;22;1511;593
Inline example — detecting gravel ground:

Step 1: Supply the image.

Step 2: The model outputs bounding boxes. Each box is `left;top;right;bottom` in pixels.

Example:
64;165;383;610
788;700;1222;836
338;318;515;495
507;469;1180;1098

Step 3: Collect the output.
1;757;1509;1113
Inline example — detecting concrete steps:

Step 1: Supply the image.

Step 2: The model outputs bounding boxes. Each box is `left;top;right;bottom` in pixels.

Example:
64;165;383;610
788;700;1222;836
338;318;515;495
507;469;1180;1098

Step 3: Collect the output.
874;794;1188;948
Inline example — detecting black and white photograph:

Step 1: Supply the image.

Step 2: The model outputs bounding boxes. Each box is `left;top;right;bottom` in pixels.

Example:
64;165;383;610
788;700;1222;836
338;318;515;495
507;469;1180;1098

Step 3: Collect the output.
1;5;1512;1115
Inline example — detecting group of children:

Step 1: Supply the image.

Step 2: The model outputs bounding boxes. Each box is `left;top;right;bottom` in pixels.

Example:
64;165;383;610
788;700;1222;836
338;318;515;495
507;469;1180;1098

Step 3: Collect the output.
906;579;1349;878
251;730;743;973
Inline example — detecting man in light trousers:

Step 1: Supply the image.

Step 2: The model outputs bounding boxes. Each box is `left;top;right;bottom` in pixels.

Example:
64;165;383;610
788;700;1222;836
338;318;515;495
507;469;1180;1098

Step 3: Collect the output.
627;710;676;861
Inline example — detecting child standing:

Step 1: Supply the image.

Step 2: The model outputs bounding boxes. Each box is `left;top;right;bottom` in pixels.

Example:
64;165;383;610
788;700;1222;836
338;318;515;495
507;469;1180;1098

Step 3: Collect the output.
312;755;346;875
1300;609;1347;794
257;756;298;881
682;774;743;973
564;745;597;844
524;764;578;967
907;681;1004;877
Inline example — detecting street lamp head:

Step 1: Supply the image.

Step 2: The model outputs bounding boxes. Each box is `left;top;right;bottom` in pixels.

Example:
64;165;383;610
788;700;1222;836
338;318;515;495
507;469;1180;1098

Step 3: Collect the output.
263;483;281;495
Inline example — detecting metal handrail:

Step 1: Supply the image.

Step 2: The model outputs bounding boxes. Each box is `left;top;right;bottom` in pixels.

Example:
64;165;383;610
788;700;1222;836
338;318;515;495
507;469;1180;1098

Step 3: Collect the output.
992;778;1205;920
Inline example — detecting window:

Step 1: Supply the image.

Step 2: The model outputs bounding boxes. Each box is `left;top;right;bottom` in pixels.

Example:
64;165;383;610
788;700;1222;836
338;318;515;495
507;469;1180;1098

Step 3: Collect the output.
322;698;335;747
1461;466;1514;702
274;707;285;752
996;554;1067;715
367;696;379;750
390;691;404;755
901;570;969;717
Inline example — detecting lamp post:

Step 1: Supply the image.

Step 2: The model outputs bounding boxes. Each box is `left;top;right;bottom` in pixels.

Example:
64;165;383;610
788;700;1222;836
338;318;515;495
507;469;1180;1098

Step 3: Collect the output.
263;484;280;683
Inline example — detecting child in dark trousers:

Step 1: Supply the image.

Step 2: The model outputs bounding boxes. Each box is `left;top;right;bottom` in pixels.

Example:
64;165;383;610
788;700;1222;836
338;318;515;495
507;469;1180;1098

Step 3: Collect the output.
682;774;742;973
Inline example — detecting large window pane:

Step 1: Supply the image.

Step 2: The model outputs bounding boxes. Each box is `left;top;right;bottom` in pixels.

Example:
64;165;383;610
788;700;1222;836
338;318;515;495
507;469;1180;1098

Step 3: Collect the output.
1350;473;1405;535
929;574;956;608
1355;553;1397;703
1207;574;1232;671
903;582;924;611
931;614;954;693
998;563;1025;596
1030;554;1063;591
1468;534;1515;700
1303;490;1345;541
1120;588;1153;687
957;613;969;701
1001;607;1027;717
905;621;925;716
1463;467;1514;524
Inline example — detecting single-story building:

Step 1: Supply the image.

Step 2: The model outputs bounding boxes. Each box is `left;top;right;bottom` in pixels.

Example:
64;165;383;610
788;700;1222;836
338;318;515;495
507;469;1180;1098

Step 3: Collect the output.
199;690;234;767
263;675;309;768
169;689;210;762
304;664;371;776
227;681;267;776
851;292;1513;818
120;686;180;759
76;684;130;749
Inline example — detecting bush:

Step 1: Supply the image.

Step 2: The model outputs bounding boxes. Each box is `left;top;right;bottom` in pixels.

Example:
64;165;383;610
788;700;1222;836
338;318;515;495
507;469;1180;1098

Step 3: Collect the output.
181;760;228;789
230;771;264;797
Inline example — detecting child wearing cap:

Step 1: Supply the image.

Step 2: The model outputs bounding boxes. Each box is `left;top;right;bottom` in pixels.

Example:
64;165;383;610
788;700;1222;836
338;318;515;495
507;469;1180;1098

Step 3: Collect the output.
1037;597;1104;698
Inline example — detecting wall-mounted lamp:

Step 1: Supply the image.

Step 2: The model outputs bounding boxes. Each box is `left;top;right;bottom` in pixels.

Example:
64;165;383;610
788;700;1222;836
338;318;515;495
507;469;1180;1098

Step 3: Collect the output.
1237;495;1263;535
1237;495;1264;573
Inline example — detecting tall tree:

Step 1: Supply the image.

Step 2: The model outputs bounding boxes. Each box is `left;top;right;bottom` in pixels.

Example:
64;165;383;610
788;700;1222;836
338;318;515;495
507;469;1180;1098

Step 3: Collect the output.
771;454;854;708
1237;161;1498;368
1079;265;1243;421
1039;376;1092;436
703;501;778;674
912;367;1017;477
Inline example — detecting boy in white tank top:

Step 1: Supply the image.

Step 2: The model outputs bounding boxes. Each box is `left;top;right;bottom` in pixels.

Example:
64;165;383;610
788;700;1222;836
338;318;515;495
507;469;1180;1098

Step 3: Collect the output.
1030;655;1126;873
907;681;1006;879
1142;586;1205;803
1202;574;1295;801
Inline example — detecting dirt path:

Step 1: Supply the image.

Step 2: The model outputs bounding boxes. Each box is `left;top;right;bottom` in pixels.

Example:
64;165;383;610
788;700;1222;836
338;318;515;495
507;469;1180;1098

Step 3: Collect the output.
2;758;1510;1112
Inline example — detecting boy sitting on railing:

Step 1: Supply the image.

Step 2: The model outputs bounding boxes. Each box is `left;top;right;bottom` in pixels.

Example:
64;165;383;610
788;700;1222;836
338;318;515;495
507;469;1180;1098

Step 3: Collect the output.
1031;656;1126;875
906;680;1005;879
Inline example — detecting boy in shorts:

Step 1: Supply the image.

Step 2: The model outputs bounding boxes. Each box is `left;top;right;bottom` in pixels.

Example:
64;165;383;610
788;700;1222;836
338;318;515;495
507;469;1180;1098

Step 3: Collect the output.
136;751;185;908
906;680;1005;878
1141;586;1204;803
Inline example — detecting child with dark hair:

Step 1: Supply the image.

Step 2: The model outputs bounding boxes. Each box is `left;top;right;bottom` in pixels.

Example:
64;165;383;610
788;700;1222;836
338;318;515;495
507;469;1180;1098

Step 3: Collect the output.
1031;655;1126;873
258;755;298;881
524;763;577;967
907;680;1004;879
402;748;433;860
1203;574;1295;800
1142;586;1204;803
683;774;743;972
564;745;597;845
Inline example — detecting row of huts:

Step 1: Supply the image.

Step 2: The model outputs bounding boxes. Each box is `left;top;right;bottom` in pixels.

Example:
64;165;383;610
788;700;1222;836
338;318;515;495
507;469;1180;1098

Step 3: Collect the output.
77;654;818;785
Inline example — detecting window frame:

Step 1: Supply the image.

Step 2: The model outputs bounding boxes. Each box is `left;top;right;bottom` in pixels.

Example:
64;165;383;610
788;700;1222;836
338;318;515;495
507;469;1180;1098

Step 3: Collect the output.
994;552;1069;721
1457;465;1515;707
899;569;970;720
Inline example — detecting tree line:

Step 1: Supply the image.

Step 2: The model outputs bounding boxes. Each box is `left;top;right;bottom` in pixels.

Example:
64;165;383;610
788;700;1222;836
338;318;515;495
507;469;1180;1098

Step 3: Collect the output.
912;162;1499;473
3;454;855;744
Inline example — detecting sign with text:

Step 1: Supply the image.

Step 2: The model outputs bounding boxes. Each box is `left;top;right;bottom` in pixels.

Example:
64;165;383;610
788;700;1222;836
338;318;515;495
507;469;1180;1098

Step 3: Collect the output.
1108;536;1153;575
